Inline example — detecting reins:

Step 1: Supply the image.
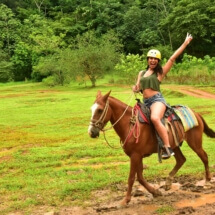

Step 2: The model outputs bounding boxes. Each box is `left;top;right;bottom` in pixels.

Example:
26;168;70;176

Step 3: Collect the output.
102;93;134;132
101;92;135;149
122;101;143;147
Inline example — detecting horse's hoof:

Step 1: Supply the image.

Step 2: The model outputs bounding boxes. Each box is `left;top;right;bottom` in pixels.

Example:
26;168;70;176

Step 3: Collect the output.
165;176;173;190
153;189;162;197
117;204;127;209
120;198;130;207
164;184;171;191
204;181;213;189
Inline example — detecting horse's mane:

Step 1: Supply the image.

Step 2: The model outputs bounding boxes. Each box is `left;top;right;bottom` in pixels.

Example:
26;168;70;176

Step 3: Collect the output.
108;96;133;110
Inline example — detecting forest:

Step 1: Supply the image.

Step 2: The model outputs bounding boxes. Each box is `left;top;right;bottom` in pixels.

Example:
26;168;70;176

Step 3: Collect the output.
0;0;215;86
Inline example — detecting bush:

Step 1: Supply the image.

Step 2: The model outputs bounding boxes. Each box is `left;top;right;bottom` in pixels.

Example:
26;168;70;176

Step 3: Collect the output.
165;54;215;85
114;52;215;86
114;54;146;84
42;76;57;87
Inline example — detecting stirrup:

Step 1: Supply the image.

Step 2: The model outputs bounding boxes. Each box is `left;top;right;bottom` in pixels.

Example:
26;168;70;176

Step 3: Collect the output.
162;146;174;159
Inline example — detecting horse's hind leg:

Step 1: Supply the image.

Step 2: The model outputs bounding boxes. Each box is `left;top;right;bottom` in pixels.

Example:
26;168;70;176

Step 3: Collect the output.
187;133;211;181
165;147;186;190
198;149;211;181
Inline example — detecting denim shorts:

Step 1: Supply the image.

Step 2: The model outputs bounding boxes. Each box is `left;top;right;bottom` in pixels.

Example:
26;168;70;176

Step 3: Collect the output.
144;92;167;108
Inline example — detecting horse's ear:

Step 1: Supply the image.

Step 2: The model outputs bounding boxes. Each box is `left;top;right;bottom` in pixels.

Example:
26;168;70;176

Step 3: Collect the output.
96;90;102;99
103;90;111;101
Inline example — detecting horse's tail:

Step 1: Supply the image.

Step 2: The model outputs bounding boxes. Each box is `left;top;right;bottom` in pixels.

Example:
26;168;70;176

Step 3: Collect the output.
199;114;215;138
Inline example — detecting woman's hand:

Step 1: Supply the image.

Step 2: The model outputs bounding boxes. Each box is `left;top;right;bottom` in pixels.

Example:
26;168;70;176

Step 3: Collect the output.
132;85;139;93
184;32;193;45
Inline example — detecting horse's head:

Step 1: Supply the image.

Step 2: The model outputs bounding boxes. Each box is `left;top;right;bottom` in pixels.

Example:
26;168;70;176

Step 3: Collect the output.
88;90;111;138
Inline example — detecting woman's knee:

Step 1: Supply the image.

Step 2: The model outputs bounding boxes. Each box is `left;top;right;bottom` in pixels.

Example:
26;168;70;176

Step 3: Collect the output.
150;115;160;124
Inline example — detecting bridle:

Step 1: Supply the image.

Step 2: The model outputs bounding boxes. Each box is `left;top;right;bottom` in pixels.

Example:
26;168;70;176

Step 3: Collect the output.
89;93;135;149
90;100;109;131
90;96;133;132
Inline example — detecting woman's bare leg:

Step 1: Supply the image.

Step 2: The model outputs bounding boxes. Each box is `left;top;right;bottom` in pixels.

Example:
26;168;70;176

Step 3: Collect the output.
150;102;170;147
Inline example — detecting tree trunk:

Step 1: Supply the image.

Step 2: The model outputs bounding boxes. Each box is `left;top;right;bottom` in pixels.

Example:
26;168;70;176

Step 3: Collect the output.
90;76;96;87
33;0;44;13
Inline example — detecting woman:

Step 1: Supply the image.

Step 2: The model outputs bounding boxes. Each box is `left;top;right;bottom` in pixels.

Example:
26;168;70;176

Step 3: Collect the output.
132;33;193;159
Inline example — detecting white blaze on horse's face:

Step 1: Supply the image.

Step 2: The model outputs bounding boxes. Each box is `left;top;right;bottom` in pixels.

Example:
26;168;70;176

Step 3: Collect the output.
88;103;99;135
90;103;99;120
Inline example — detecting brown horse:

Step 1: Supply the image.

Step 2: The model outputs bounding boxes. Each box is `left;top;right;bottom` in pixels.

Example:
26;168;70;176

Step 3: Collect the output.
88;90;215;205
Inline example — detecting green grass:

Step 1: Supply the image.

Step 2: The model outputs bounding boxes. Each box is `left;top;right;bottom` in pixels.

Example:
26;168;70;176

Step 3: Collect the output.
155;205;175;214
0;81;215;214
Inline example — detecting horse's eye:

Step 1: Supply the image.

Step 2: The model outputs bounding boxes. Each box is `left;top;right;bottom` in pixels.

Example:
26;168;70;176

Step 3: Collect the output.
97;109;103;114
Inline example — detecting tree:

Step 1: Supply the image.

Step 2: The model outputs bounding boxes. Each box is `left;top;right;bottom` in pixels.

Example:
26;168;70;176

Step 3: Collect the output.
119;5;144;53
70;30;122;87
0;49;13;82
33;49;72;86
119;2;170;54
160;0;215;57
32;30;123;87
142;0;175;50
0;4;21;56
23;14;63;81
11;42;32;81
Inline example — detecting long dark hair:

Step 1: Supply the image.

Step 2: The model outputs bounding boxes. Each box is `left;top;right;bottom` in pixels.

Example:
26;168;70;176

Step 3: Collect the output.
146;58;163;76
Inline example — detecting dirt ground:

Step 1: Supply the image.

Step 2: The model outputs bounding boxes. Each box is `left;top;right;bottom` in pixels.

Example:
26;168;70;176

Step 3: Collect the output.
92;176;215;215
37;175;215;215
23;86;215;215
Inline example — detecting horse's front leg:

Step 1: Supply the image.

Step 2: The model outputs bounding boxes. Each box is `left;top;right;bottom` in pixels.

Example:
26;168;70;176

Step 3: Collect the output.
137;160;162;197
121;153;139;206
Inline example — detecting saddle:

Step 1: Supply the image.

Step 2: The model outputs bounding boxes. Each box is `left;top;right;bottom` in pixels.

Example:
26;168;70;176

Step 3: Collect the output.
133;100;198;162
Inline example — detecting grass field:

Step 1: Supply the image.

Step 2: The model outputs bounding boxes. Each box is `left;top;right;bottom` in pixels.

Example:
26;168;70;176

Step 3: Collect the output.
0;81;214;214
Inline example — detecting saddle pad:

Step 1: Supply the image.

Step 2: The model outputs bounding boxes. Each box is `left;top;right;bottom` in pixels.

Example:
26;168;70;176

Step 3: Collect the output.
173;106;198;132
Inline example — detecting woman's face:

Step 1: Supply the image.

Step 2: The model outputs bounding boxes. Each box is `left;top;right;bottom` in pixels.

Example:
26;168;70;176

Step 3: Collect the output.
147;57;159;69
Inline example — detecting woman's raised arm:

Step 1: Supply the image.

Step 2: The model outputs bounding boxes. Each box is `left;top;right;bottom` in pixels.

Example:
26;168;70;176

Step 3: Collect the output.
162;33;193;77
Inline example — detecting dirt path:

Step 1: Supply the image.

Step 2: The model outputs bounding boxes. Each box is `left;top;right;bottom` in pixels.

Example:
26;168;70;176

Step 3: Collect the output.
163;85;215;99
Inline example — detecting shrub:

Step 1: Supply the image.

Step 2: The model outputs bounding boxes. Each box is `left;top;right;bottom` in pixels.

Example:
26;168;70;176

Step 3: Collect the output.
114;54;146;84
42;76;57;87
